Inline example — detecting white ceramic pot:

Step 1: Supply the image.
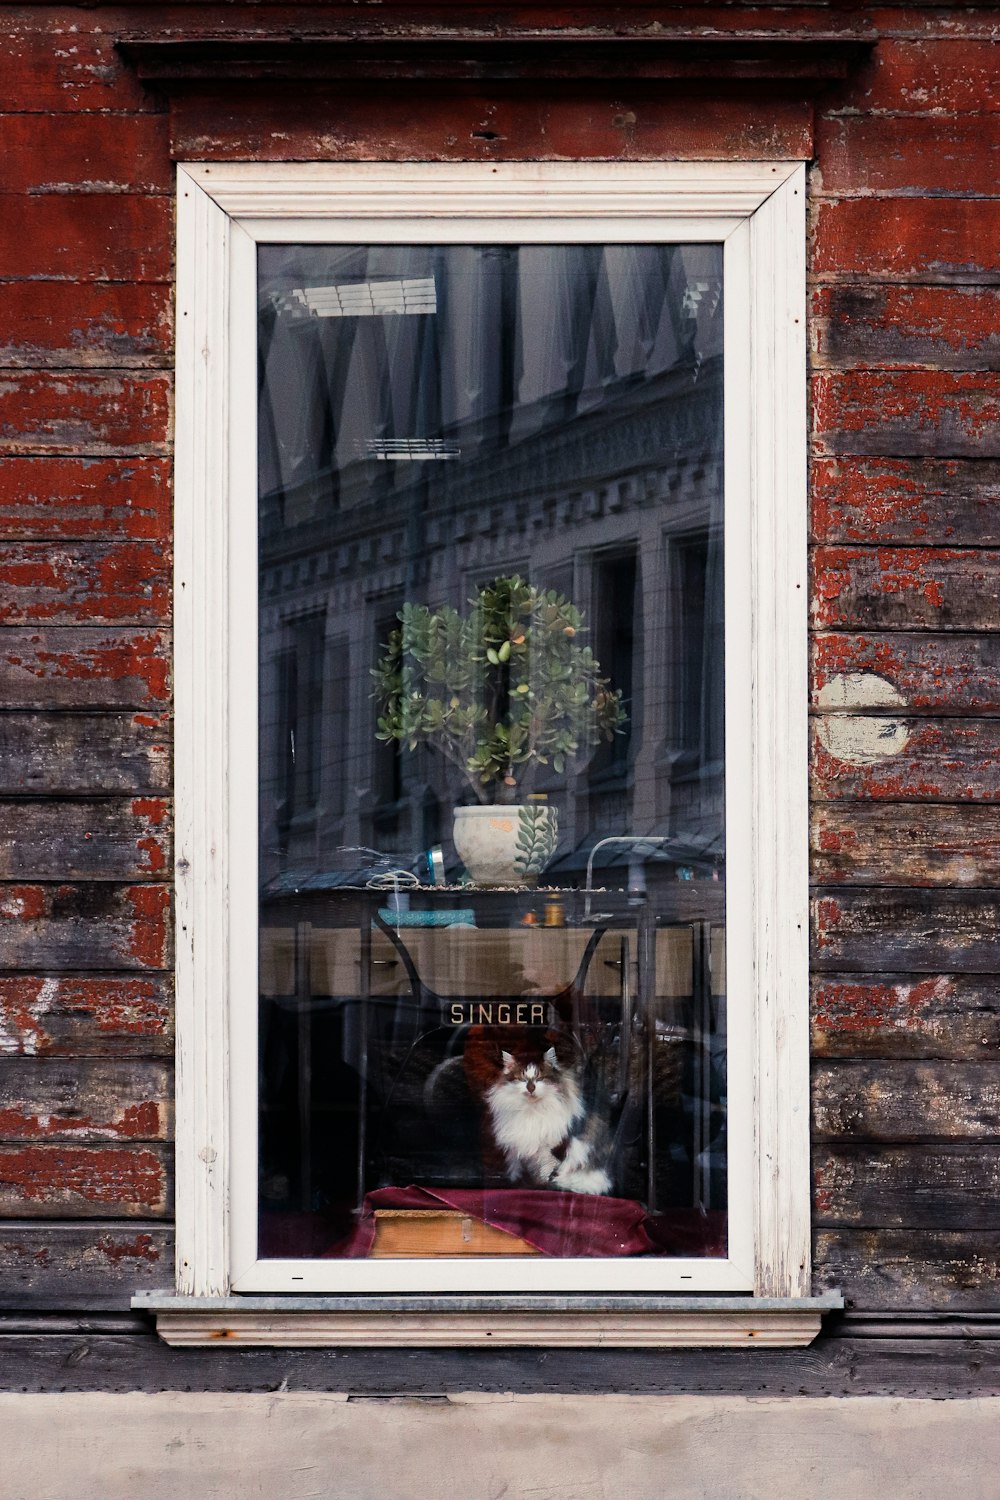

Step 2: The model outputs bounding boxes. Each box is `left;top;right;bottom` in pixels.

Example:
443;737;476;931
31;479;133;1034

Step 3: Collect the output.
452;804;558;887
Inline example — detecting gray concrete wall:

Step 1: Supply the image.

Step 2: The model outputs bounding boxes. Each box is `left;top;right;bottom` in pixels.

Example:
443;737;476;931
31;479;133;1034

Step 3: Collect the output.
2;1392;994;1499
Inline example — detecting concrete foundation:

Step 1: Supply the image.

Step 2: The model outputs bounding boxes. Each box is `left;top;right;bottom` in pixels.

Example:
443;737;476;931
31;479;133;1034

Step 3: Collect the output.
1;1392;995;1499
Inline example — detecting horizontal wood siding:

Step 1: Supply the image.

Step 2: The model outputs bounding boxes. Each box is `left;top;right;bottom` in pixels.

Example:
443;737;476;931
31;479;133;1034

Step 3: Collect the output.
812;974;1000;1061
0;11;174;1315
810;12;1000;1313
0;976;173;1058
0;1;996;1325
0;1223;174;1310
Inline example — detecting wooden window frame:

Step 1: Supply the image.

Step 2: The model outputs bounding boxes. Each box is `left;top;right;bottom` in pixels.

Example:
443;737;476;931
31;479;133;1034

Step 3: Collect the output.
139;161;839;1346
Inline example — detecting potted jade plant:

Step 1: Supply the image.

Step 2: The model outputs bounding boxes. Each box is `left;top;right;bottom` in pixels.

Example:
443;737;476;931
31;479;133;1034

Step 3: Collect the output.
372;574;626;885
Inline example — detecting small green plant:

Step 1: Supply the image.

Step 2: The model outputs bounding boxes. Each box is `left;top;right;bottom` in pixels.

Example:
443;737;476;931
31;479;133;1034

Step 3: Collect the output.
513;805;559;875
372;574;626;804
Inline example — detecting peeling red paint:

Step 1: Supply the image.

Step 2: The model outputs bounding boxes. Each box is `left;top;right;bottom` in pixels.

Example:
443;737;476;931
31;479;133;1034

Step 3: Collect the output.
131;797;167;826
0;195;172;282
0;459;172;542
136;836;166;875
0;886;48;921
0;113;170;195
812;736;948;801
838;38;1000;114
2;26;153;112
173;86;813;166
811;286;1000;371
813;977;953;1036
810;545;991;630
124;885;170;968
25;631;171;703
0;372;171;456
813;197;1000;283
0;541;170;625
0;1100;161;1140
97;1231;161;1266
816;116;1000;196
131;798;170;876
0;1145;165;1209
813;634;1000;714
814;896;843;949
0;977;50;1054
813;371;1000;457
0;975;171;1053
816;825;857;855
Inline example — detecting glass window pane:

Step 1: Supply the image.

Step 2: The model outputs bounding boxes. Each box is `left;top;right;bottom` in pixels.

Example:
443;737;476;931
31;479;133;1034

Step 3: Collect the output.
258;242;726;1262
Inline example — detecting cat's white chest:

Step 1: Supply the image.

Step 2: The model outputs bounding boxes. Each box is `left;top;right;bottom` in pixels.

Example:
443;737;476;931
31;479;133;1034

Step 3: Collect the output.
487;1080;581;1172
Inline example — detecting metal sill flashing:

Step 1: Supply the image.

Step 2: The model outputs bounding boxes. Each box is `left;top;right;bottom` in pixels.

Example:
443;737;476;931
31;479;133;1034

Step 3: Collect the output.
134;1292;843;1349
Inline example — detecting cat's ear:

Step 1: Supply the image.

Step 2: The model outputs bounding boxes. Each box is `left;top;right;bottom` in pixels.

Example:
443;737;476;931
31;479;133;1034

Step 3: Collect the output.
500;1050;516;1073
543;1047;559;1070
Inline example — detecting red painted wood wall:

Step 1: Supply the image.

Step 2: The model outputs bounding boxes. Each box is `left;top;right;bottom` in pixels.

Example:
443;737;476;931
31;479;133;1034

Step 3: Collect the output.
0;1;998;1316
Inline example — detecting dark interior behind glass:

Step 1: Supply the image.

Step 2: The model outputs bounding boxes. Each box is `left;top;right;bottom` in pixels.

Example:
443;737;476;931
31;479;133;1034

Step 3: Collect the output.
257;243;726;1262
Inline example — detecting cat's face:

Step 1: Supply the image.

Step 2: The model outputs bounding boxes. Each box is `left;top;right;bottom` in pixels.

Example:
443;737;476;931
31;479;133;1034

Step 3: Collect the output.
498;1046;562;1103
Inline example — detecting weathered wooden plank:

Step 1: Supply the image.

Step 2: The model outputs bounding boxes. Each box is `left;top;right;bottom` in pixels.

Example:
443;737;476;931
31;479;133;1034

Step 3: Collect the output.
0;540;169;626
811;458;1000;547
0;195;171;282
0;884;171;972
0;458;171;542
812;633;1000;715
6;1328;1000;1398
0;1144;170;1218
812;198;1000;283
0;975;172;1058
870;10;1000;40
811;545;1000;632
812;973;1000;1060
0;1223;173;1310
0;629;171;708
813;888;1000;973
814;1230;1000;1312
812;716;1000;803
812;803;1000;888
0;541;169;626
0;1059;171;1142
813;372;1000;458
811;287;1000;371
0;283;171;369
0;712;170;794
171;87;813;164
0;114;171;194
0;800;171;881
826;37;1000;114
813;1061;1000;1141
815;1230;1000;1314
0;373;170;457
0;25;156;112
815;115;1000;196
814;1144;1000;1228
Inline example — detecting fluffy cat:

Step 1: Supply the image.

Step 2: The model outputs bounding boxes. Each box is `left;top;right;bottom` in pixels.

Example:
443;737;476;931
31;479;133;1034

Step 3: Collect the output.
483;1045;612;1195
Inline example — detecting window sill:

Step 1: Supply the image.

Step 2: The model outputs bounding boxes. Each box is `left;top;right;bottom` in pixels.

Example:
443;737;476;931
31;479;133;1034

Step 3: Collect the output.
133;1293;842;1348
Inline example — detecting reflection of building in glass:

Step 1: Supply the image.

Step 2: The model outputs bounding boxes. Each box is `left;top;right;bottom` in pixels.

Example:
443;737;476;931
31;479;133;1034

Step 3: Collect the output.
258;244;724;888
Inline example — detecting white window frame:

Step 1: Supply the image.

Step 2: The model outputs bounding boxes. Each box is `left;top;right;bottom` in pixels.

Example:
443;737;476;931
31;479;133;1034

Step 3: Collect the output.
147;160;832;1346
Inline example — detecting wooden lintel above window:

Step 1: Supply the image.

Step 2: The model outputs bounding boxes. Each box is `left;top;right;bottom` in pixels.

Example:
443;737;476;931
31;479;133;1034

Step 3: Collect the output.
119;34;875;88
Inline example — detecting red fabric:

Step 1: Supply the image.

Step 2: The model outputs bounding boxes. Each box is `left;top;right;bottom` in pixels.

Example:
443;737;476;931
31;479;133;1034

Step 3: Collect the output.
332;1184;654;1258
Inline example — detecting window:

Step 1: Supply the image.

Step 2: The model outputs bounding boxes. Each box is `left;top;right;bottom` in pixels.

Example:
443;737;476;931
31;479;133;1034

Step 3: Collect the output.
156;162;831;1345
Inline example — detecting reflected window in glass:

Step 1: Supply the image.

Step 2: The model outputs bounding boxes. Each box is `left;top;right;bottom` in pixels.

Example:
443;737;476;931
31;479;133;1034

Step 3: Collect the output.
257;242;728;1265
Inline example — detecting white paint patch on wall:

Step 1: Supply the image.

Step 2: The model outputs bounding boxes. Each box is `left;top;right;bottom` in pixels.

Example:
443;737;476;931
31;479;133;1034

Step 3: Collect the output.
1;1392;998;1500
816;673;910;765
